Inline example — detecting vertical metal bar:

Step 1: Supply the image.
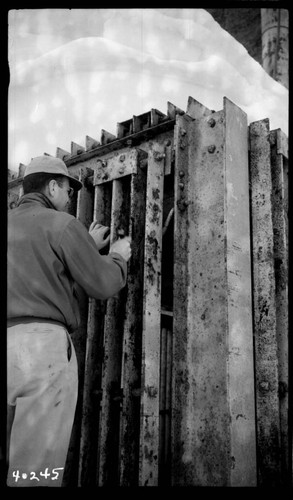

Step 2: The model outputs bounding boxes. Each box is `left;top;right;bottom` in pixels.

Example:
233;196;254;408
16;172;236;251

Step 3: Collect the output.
270;129;289;484
159;327;167;481
139;143;165;486
224;97;256;486
164;323;172;484
98;178;130;485
78;183;111;486
172;111;230;486
119;165;147;486
63;166;94;486
172;99;256;486
249;119;282;486
76;167;94;229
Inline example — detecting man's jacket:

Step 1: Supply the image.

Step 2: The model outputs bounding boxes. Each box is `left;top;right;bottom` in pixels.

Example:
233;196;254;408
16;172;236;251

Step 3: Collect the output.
7;192;128;332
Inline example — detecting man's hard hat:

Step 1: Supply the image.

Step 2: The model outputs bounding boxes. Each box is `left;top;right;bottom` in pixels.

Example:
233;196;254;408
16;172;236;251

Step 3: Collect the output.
24;155;83;192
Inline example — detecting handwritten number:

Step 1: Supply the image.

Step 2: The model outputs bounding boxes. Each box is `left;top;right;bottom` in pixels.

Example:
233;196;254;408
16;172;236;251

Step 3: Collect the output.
30;471;40;481
12;470;20;482
40;467;50;479
51;467;64;480
12;467;63;482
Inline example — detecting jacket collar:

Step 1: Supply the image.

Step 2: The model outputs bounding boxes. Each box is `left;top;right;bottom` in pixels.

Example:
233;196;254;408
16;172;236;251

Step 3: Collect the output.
17;192;57;210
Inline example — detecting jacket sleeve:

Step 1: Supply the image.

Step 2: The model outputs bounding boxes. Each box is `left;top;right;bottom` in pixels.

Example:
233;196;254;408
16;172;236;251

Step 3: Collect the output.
58;218;128;300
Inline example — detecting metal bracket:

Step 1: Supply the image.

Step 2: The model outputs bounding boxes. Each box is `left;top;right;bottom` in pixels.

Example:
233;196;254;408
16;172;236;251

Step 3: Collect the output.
93;148;139;185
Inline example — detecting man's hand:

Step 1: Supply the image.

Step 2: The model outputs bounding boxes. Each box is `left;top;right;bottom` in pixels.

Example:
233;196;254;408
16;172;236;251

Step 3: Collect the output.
89;222;110;250
110;236;132;262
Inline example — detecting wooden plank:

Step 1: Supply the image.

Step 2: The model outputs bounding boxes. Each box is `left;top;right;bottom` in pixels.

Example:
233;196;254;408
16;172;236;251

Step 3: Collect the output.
98;177;130;485
270;129;289;485
119;166;147;486
139;142;165;486
78;183;111;486
249;119;282;486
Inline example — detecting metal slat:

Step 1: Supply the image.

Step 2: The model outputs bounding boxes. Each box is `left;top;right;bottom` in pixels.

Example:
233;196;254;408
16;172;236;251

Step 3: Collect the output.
98;178;130;485
93;148;138;185
164;326;172;478
139;143;165;486
186;96;212;119
172;111;231;486
159;327;167;480
270;129;289;485
223;97;256;486
172;99;256;487
249;119;282;486
78;183;111;486
119;167;147;485
63;166;94;486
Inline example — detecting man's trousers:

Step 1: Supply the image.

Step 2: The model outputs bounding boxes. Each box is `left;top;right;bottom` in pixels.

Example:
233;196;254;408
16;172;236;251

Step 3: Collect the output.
7;322;78;487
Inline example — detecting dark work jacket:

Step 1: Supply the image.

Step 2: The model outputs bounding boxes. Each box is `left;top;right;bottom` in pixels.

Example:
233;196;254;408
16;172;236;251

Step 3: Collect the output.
7;192;127;332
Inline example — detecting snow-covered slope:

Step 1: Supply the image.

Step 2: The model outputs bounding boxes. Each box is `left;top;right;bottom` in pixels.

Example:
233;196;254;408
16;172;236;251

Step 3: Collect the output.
8;8;288;172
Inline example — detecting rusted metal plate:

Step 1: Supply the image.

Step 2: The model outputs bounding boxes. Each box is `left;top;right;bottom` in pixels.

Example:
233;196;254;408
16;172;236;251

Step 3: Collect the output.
119;167;147;486
71;141;85;156
56;146;70;161
85;135;100;151
269;129;289;484
172;110;230;486
139;142;165;486
186;96;212;119
224;97;256;486
93;148;138;185
98;178;130;485
78;183;111;486
249;119;282;486
172;99;256;486
276;129;288;158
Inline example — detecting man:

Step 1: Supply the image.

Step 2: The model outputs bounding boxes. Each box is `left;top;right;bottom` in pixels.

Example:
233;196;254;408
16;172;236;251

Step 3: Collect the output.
7;155;131;487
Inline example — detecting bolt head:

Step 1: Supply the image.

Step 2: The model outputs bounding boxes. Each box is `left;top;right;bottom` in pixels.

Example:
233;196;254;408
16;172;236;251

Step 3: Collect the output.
208;118;216;127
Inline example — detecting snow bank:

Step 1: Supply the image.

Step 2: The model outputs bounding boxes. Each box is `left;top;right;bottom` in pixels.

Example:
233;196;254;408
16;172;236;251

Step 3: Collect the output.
8;8;288;172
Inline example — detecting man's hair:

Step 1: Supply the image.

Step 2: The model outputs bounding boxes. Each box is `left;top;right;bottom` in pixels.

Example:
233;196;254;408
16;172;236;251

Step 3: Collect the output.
23;173;66;195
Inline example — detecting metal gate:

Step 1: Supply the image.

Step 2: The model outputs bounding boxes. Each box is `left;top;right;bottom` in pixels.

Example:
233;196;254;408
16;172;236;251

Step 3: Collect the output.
8;96;289;487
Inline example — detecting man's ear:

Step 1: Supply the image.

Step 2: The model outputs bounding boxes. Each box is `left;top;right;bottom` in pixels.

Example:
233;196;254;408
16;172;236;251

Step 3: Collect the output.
46;179;56;198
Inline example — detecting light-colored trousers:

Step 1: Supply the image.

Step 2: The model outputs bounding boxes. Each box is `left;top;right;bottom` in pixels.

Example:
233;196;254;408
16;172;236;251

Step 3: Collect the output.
7;323;78;487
